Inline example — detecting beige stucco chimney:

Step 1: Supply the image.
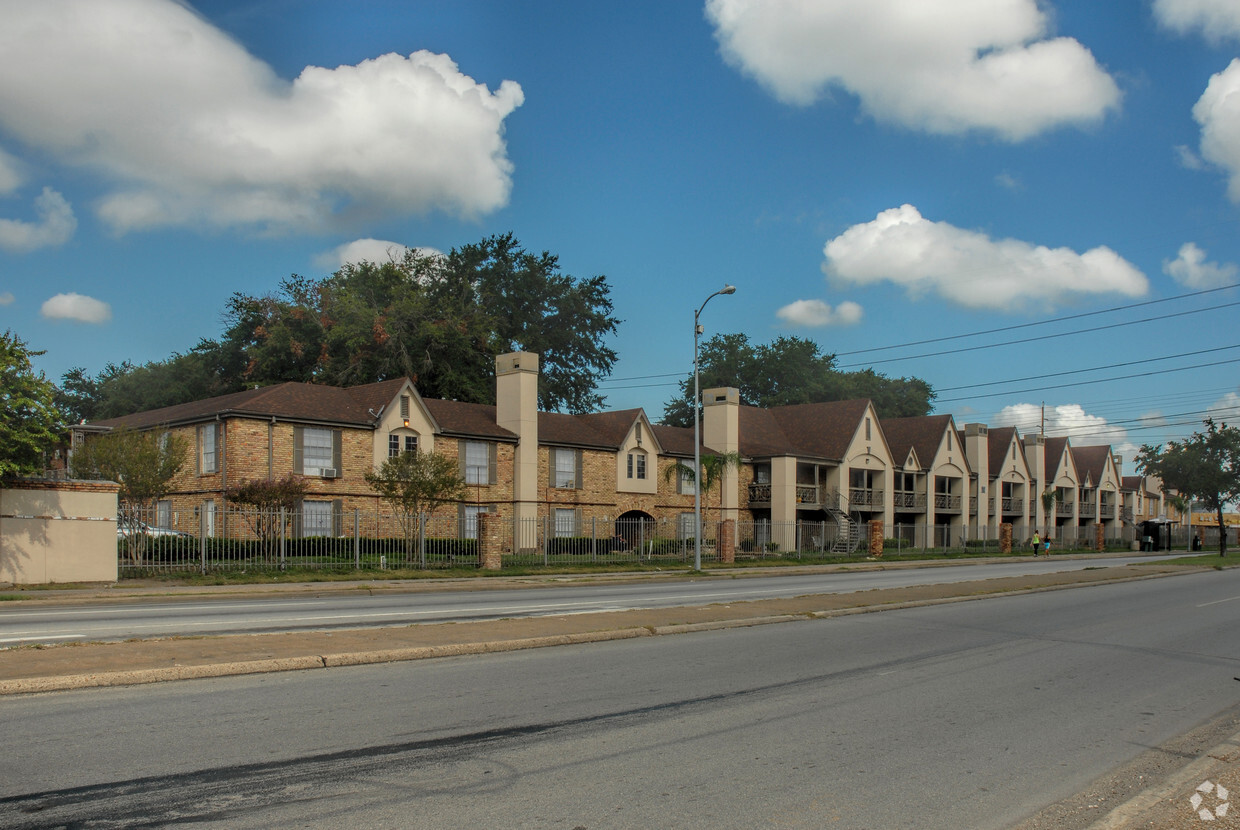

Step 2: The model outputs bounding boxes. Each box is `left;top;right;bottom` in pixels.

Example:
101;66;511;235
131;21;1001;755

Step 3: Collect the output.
1022;433;1046;530
703;387;740;521
963;424;989;536
496;352;539;529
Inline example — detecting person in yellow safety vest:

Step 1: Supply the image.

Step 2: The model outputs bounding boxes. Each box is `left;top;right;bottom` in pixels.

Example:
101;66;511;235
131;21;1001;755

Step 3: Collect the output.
1032;531;1041;556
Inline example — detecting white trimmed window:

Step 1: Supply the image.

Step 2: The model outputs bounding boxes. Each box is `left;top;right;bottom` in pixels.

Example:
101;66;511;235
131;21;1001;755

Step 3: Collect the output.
678;461;697;495
554;507;579;538
462;504;490;539
553;448;581;489
627;450;647;480
198;424;218;474
678;511;696;540
301;500;332;537
463;441;494;485
302;428;334;474
389;433;418;458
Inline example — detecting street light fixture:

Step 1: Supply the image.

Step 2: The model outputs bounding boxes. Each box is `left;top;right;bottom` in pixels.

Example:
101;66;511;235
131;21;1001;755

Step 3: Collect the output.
693;284;736;571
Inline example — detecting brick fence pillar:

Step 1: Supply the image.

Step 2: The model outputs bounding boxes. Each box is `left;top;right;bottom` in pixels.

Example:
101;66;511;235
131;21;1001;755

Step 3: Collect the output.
869;519;884;557
477;512;502;571
1095;523;1105;553
1000;523;1012;554
718;519;735;564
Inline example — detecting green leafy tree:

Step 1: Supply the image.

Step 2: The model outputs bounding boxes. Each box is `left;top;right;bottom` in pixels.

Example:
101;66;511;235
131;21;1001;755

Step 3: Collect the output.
57;344;236;423
1137;418;1240;556
229;474;310;554
70;426;188;511
59;234;619;420
0;331;65;477
215;234;619;411
662;451;744;529
70;426;188;563
661;333;934;426
365;451;467;556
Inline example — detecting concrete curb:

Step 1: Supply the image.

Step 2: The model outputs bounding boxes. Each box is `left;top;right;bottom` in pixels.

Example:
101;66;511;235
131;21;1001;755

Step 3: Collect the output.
1084;729;1240;829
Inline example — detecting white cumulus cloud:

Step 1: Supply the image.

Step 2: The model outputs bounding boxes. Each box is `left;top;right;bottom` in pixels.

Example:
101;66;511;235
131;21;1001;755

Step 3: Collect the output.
313;238;444;271
1193;60;1240;203
0;187;77;253
991;402;1136;459
0;146;22;195
0;292;14;306
822;204;1148;311
776;298;863;327
1207;391;1240;423
1153;0;1240;41
705;0;1120;140
0;0;524;235
41;293;112;324
1163;242;1238;288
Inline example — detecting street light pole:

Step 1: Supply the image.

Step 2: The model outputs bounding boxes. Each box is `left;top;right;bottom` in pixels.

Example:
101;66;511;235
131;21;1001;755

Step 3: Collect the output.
693;284;736;571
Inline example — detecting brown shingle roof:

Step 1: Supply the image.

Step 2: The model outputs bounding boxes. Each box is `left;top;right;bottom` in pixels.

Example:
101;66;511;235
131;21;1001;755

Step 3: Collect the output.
92;382;382;430
881;415;955;471
539;409;644;449
421;399;516;441
1071;445;1112;486
91;378;519;441
738;399;872;460
987;426;1019;476
651;424;705;457
1044;436;1070;481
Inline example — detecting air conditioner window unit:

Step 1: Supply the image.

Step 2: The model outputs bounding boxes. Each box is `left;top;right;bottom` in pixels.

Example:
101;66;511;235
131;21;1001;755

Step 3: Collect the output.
321;468;338;478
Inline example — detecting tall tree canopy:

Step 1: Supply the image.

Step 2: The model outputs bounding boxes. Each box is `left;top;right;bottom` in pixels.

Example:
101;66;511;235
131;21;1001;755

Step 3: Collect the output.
59;234;620;420
1136;418;1240;556
0;331;64;477
661;333;935;426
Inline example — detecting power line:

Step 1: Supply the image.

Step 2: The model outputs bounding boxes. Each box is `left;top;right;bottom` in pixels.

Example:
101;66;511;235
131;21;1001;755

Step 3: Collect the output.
837;300;1240;369
834;282;1240;359
936;355;1240;403
934;344;1240;393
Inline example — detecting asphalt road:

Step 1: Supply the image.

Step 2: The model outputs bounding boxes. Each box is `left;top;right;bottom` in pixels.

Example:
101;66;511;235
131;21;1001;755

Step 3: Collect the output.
2;565;1237;829
0;554;1186;645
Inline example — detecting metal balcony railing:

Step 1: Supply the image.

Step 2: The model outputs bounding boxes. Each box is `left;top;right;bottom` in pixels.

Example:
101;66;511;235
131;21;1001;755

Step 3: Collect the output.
892;491;926;510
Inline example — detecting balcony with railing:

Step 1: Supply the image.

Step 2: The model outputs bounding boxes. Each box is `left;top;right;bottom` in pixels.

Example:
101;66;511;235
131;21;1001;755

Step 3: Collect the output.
1057;500;1074;516
999;496;1027;516
892;491;927;511
748;483;771;505
849;488;884;511
933;493;963;513
1078;501;1096;518
1100;503;1115;519
748;484;841;510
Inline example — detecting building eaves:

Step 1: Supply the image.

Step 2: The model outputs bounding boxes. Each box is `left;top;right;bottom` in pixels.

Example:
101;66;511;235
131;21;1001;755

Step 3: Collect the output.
421;399;517;442
90;382;381;431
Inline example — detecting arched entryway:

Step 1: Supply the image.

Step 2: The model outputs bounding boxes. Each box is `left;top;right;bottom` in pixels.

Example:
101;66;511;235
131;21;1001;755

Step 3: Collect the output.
616;510;655;551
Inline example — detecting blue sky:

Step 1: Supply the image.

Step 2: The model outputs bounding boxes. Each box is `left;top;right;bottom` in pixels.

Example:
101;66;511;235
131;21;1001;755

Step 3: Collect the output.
3;0;1240;465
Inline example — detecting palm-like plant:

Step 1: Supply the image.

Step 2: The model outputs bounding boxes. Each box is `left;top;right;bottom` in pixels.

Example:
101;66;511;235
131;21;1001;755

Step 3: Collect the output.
664;451;744;528
1040;489;1059;536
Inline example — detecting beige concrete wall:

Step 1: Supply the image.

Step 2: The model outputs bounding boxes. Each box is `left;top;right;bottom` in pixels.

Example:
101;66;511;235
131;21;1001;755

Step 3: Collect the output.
0;479;119;585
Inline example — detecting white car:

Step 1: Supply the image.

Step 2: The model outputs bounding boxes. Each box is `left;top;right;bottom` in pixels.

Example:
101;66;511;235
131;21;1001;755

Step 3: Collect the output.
117;519;191;539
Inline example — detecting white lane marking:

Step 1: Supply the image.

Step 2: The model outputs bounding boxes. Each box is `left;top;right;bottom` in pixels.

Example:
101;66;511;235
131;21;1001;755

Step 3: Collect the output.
1;635;84;642
1197;595;1240;608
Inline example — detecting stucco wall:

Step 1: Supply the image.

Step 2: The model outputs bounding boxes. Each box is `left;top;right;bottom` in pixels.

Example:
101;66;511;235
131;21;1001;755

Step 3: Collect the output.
0;479;119;585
